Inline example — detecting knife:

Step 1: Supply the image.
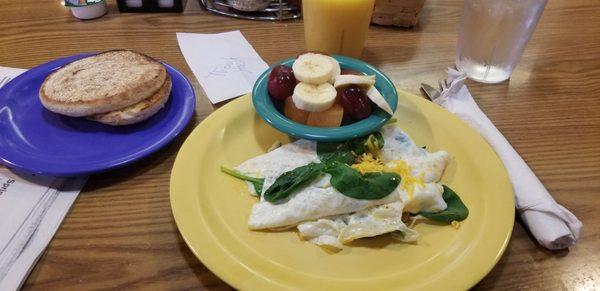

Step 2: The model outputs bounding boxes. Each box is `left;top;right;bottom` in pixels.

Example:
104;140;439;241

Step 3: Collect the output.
420;83;441;101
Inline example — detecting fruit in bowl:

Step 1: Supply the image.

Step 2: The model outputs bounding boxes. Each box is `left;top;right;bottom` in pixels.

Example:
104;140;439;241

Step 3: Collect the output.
252;54;398;142
267;53;394;128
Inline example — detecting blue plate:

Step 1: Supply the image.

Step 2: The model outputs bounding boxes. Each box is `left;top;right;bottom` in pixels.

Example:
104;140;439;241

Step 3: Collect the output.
252;55;398;142
0;53;195;176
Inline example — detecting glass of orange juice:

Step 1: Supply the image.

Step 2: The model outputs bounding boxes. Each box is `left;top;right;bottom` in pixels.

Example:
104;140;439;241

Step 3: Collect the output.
302;0;375;58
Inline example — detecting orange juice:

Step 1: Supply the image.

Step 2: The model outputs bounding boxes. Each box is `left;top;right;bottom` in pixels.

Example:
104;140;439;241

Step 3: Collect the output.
302;0;375;58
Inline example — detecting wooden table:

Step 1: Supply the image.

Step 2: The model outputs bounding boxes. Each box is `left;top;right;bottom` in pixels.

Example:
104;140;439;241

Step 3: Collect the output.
1;0;598;289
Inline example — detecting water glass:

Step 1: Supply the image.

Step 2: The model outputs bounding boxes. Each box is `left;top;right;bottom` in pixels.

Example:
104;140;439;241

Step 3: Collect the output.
456;0;548;83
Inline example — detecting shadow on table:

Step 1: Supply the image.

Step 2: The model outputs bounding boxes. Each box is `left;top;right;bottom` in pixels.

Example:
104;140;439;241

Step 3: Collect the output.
516;214;570;257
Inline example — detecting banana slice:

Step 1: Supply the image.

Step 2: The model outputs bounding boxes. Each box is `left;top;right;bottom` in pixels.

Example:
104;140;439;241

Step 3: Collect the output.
292;82;337;113
334;74;376;89
328;56;341;84
366;86;394;115
292;53;334;85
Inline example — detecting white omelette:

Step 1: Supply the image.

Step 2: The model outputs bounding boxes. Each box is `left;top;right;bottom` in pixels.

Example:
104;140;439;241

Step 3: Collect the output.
235;125;450;248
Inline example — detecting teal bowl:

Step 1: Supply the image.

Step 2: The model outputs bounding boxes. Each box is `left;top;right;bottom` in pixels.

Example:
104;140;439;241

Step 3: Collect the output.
252;55;398;142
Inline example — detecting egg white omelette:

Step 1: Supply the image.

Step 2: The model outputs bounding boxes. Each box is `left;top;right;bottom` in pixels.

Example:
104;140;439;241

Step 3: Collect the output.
229;125;462;249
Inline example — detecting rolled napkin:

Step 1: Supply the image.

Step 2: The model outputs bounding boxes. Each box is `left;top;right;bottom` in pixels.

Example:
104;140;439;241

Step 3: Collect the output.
432;68;582;250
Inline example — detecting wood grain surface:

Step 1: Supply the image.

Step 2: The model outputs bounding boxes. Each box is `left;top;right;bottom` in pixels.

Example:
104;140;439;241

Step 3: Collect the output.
1;0;599;289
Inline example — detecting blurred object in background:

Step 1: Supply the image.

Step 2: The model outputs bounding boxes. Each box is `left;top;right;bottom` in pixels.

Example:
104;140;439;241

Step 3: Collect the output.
371;0;425;27
199;0;301;20
226;0;271;11
303;0;375;58
64;0;108;20
117;0;186;12
457;0;547;83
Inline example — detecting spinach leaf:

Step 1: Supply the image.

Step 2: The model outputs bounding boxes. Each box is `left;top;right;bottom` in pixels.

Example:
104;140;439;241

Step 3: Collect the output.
315;142;355;165
419;185;469;223
259;131;393;203
317;132;385;165
324;162;400;200
263;163;324;203
221;166;264;195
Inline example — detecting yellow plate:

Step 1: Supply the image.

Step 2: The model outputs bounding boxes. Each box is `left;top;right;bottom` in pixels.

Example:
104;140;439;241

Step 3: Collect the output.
170;91;514;290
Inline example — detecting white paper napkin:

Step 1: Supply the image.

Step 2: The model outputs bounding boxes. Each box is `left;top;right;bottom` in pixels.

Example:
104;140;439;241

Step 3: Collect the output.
176;31;269;104
432;68;582;250
0;66;87;290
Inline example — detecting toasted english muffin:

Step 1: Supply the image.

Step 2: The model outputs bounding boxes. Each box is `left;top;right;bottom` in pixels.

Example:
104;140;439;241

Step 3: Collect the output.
88;76;172;126
39;50;167;117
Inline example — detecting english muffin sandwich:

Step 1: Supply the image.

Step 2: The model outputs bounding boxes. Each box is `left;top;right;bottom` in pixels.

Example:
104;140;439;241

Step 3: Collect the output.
39;50;171;125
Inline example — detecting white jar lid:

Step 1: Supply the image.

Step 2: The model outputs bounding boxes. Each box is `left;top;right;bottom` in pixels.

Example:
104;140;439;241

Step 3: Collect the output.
71;1;107;20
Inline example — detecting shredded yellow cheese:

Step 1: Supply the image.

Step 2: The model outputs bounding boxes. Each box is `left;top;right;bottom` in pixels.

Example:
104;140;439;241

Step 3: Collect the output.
386;160;425;199
351;154;425;199
451;220;461;229
351;153;385;174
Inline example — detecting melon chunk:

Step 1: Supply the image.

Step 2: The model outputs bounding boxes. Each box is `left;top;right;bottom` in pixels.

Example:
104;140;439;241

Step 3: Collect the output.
284;96;310;124
306;103;344;128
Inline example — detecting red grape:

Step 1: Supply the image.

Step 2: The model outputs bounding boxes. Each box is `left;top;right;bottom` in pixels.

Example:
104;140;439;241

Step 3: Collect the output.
268;65;296;100
340;85;372;120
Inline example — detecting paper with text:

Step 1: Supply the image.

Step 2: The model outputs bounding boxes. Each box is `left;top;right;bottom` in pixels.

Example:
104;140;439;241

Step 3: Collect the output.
177;31;269;104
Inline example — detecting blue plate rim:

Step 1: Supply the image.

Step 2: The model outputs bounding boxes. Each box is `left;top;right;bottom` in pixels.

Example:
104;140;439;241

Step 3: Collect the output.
252;55;398;142
0;53;196;176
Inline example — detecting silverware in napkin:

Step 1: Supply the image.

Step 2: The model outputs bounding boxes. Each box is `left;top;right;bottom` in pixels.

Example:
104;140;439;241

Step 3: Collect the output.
420;83;440;101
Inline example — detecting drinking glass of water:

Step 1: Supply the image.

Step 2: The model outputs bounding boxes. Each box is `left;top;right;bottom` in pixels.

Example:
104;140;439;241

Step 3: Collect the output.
456;0;547;83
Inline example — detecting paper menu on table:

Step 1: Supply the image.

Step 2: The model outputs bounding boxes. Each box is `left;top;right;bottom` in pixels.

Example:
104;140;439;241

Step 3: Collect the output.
0;67;26;85
0;170;59;252
176;31;269;104
0;172;86;291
